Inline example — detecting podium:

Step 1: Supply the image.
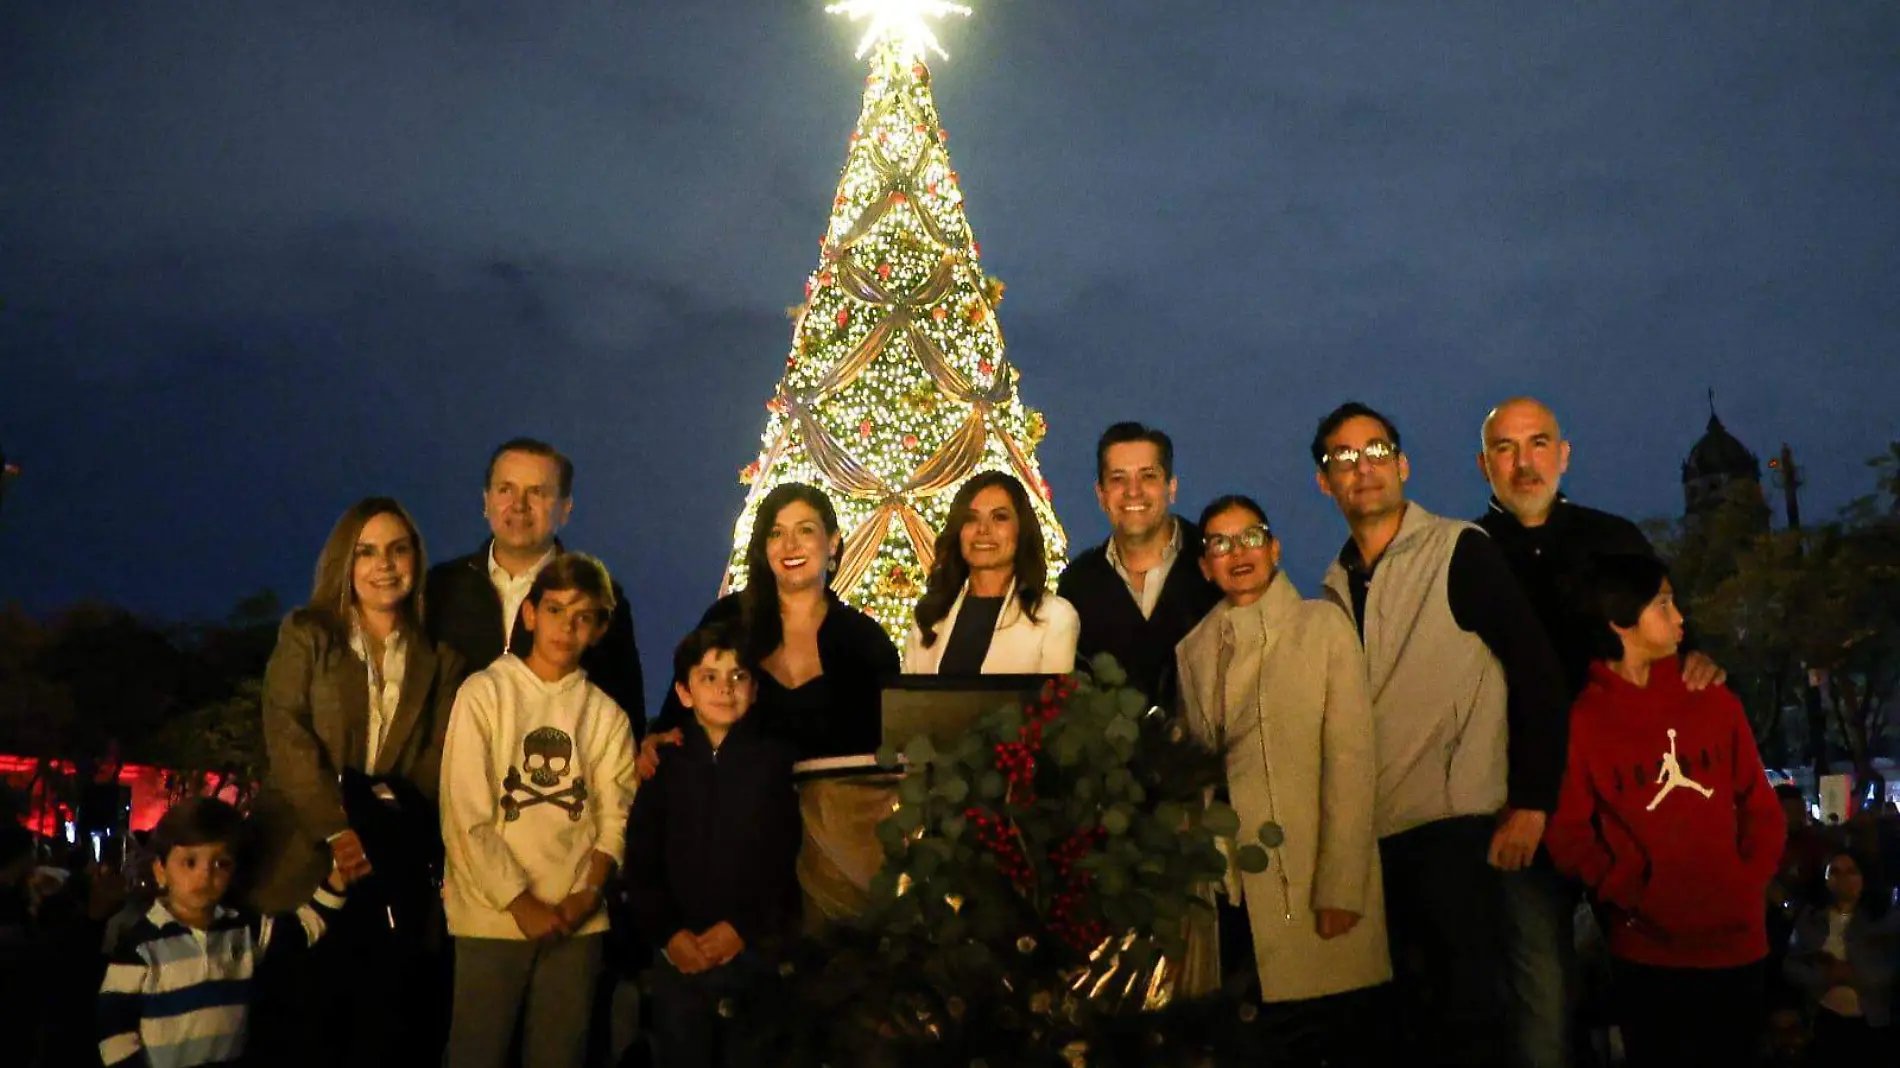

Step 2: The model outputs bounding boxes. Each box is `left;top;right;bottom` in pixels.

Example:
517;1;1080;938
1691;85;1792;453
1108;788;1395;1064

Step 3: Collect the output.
795;673;1052;929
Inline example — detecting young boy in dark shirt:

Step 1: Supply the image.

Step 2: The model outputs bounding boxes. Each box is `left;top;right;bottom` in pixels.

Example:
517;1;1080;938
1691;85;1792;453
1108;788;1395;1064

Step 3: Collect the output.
627;623;801;1067
1545;554;1784;1068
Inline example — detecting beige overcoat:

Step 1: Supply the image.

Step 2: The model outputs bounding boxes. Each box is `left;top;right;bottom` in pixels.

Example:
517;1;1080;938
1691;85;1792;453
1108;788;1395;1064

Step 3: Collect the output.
1175;576;1391;1002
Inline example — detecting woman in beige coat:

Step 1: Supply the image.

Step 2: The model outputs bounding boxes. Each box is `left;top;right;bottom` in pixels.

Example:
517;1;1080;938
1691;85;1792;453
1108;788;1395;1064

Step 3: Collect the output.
1176;495;1390;1067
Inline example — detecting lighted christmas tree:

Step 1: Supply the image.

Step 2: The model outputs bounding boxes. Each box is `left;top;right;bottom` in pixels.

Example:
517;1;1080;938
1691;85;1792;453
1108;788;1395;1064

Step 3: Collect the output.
720;0;1068;644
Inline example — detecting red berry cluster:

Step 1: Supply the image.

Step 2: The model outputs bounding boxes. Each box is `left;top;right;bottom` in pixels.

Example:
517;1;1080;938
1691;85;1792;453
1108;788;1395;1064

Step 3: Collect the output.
964;806;1032;891
1048;826;1109;951
995;677;1078;806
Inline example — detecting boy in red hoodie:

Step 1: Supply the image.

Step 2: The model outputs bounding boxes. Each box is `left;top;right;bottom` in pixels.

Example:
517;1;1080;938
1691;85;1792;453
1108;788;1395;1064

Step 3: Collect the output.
1546;554;1784;1068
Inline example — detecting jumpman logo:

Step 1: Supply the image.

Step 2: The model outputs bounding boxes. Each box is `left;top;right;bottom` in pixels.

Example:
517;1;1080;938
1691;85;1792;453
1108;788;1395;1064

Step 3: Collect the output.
1647;729;1714;811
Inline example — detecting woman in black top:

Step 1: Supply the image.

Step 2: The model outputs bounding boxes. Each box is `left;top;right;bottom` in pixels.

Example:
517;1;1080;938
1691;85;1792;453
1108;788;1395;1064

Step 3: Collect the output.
641;483;899;925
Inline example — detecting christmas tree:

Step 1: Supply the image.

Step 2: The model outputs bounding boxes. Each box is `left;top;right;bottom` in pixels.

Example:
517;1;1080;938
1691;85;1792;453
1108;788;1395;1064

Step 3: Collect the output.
721;0;1068;644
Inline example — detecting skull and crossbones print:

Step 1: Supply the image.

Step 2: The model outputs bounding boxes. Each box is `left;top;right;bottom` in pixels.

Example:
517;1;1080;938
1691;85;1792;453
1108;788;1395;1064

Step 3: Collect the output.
500;726;589;821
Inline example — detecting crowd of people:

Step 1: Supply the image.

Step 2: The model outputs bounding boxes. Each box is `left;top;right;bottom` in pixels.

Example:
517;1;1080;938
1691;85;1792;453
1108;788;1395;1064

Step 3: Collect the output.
2;401;1897;1067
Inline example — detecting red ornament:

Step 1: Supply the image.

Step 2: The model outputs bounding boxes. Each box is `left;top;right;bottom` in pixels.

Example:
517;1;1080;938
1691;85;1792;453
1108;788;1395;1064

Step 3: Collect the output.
803;278;813;299
877;129;889;144
938;129;949;143
914;124;927;134
891;191;908;205
977;358;994;377
877;262;892;280
834;195;847;210
971;240;982;257
817;271;833;287
926;181;938;196
902;433;919;449
836;307;851;328
859;420;874;439
931;305;948;322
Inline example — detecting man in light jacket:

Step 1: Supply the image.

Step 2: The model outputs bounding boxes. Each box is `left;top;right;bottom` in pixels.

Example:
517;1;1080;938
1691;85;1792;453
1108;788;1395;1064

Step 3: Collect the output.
1312;402;1569;1068
1178;494;1390;1067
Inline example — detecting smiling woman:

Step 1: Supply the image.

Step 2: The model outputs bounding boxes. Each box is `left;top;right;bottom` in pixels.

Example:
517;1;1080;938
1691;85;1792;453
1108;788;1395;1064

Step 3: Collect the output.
904;471;1079;675
644;483;903;928
245;496;469;1067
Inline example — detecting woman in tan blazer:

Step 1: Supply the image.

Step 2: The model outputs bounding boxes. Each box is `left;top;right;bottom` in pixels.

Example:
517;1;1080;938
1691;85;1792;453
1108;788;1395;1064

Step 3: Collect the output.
1176;495;1390;1067
904;471;1078;675
246;496;465;1067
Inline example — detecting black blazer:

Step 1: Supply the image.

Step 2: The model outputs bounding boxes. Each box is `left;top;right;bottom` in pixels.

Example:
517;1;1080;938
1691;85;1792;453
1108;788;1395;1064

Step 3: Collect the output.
1056;518;1222;711
425;541;646;738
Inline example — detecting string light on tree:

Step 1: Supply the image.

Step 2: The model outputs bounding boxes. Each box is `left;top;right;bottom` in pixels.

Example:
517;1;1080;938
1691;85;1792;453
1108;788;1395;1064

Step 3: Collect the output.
825;0;972;62
718;2;1068;644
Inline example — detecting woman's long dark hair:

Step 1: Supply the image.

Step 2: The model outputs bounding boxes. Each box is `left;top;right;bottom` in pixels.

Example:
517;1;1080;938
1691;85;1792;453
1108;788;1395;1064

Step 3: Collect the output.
914;471;1047;647
738;482;840;661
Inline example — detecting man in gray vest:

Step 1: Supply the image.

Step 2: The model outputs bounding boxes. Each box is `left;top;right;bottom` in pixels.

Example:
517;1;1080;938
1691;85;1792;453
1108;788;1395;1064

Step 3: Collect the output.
1312;402;1569;1068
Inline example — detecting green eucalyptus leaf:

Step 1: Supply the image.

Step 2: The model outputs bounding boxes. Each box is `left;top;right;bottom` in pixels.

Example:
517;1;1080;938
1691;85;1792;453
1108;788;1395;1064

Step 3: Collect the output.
1089;654;1127;688
977;770;1006;800
941;815;966;841
1101;807;1132;836
898;776;929;805
1116;687;1150;717
1201;802;1241;838
1236;844;1272;873
933;776;970;804
1256;821;1286;848
1154;801;1188;830
903;734;938;766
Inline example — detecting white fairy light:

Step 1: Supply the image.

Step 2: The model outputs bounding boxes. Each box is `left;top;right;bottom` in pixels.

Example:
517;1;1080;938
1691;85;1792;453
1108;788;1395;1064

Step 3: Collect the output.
826;0;972;62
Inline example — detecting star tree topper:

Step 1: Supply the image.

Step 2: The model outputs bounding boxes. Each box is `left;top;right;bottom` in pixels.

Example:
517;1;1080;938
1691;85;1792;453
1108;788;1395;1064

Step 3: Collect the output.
826;0;973;62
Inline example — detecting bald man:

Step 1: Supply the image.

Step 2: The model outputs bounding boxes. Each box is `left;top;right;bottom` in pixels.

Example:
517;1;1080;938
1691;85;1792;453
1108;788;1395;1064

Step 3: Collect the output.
1474;397;1725;1068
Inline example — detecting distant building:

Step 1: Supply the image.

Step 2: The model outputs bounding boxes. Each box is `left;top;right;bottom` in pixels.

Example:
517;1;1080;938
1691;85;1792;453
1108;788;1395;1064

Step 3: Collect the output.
1682;404;1771;529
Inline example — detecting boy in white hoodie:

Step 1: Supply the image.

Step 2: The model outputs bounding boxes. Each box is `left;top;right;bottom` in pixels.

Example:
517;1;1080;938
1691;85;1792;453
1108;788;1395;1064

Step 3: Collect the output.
440;553;638;1068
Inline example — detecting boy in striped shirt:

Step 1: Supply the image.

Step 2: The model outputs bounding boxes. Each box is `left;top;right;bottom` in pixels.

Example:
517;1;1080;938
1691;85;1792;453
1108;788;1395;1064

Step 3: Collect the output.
97;797;346;1067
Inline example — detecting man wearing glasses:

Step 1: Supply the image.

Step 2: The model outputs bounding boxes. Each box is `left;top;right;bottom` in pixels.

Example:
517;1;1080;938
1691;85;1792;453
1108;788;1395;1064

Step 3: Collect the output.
1176;494;1391;1067
1474;396;1726;1068
1312;402;1568;1068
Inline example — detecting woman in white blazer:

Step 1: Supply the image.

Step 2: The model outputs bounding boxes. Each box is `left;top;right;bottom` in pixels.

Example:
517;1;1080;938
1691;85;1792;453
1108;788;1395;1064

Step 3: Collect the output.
904;471;1079;675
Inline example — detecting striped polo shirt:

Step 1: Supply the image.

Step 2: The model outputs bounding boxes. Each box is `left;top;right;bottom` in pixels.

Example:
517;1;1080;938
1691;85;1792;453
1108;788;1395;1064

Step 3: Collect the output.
98;885;343;1067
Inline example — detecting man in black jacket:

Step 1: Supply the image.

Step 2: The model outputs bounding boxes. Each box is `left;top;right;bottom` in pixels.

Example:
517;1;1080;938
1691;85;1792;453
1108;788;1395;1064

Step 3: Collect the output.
426;437;645;738
1475;397;1725;1068
1056;423;1221;710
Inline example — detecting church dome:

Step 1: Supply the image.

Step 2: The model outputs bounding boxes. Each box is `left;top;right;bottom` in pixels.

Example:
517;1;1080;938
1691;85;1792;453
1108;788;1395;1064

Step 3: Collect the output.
1682;412;1760;481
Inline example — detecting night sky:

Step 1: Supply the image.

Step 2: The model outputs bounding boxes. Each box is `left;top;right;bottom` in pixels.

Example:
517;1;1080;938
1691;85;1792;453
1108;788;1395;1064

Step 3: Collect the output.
4;1;1897;711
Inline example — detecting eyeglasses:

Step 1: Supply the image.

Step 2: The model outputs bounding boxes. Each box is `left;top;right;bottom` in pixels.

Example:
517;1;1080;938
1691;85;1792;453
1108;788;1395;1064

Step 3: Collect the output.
1204;524;1272;558
1321;440;1398;473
